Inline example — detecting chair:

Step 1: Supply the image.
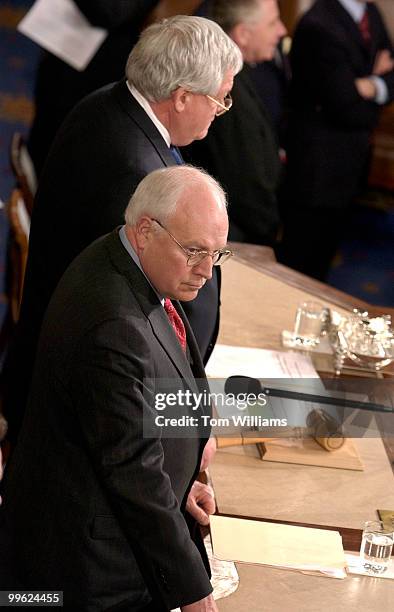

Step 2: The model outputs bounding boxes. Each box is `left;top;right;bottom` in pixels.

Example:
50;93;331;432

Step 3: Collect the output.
0;189;30;358
9;132;37;216
6;188;30;324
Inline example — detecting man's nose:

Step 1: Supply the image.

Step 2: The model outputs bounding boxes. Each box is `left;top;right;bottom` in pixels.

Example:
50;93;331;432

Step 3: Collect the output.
278;20;287;38
193;255;214;279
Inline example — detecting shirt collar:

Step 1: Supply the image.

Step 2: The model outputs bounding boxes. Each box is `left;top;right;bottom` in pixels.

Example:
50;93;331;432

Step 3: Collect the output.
119;226;164;305
337;0;366;23
126;81;171;148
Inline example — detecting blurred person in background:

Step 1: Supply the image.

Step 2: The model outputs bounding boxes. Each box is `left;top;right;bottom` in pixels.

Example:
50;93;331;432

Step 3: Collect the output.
184;0;287;247
279;0;394;281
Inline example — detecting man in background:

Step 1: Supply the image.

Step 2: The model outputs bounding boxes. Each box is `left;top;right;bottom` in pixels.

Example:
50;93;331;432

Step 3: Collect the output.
1;15;242;446
279;0;394;280
0;165;230;611
184;0;287;247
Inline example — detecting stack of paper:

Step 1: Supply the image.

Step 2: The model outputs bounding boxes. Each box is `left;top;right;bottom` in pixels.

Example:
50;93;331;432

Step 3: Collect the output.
210;515;347;579
206;344;319;379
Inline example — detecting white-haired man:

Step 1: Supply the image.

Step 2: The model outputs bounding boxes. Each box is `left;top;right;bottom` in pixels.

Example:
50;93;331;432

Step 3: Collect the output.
184;0;286;247
0;166;231;611
2;16;242;449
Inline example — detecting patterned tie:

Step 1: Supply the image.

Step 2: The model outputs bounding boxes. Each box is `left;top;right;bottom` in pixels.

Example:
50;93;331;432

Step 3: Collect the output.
169;145;184;165
164;298;187;352
359;11;371;45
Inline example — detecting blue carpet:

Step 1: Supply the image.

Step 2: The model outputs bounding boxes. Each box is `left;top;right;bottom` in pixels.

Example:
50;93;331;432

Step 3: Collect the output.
0;0;393;325
328;205;394;307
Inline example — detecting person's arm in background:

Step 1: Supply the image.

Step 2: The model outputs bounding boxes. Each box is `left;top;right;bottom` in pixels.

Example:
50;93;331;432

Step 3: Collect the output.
356;12;394;104
291;21;385;130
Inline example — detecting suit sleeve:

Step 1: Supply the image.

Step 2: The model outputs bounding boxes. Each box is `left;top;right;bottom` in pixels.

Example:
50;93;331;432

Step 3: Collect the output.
371;5;394;101
73;0;159;29
69;317;212;609
291;21;383;130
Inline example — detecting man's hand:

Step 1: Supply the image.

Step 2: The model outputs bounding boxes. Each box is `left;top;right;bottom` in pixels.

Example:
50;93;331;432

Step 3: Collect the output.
355;77;376;99
200;437;217;472
181;593;218;611
373;50;394;76
186;481;215;526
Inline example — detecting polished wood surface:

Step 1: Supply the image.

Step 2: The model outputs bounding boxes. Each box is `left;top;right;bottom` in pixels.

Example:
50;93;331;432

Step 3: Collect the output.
210;247;394;610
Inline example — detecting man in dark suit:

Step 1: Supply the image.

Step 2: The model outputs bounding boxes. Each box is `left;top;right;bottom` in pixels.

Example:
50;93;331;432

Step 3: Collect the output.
1;15;242;445
28;0;161;176
0;165;231;611
184;0;287;247
279;0;394;280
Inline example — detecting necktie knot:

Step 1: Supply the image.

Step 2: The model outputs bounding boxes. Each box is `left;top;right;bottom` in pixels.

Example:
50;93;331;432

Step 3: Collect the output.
164;298;187;352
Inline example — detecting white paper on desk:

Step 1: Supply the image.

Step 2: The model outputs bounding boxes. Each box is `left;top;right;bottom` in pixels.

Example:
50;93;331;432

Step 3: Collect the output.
206;345;324;427
210;515;347;579
17;0;108;71
206;344;319;379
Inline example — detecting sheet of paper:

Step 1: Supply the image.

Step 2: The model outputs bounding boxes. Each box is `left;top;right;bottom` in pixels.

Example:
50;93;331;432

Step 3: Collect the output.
18;0;108;71
206;344;320;379
210;515;347;579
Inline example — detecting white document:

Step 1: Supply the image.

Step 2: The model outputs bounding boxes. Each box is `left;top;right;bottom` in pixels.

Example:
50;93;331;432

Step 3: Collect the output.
210;515;347;579
206;344;320;379
18;0;108;71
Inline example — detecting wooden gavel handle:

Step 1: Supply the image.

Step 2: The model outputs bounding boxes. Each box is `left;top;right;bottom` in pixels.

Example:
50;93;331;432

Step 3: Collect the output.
215;436;271;448
215;435;345;451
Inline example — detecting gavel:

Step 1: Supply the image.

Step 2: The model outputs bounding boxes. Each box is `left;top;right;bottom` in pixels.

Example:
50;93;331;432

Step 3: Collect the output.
216;377;346;452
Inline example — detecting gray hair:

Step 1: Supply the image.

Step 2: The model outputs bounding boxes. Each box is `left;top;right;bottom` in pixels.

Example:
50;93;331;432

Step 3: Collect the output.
125;15;243;101
209;0;266;33
124;165;227;226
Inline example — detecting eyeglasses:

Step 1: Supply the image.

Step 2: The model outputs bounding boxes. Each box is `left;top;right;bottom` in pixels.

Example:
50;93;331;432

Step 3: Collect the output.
152;219;233;267
205;93;233;116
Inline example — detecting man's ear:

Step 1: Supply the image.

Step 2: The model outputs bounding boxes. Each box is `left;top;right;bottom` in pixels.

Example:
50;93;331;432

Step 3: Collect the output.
171;87;191;113
134;216;155;249
231;23;251;50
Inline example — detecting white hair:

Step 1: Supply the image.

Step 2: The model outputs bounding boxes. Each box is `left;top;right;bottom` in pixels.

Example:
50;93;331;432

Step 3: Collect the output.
209;0;266;33
125;15;243;101
124;165;227;227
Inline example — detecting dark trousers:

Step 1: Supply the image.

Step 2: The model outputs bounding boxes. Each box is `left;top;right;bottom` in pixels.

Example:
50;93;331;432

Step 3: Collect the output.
278;207;349;281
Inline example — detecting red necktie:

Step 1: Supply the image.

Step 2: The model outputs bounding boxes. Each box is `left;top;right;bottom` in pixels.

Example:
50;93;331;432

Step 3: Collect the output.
359;11;371;45
164;298;186;352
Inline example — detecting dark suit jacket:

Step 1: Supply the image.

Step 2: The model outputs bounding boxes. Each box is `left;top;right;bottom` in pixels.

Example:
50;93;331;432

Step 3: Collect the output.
183;65;281;246
0;230;212;611
28;0;159;174
284;0;394;211
2;80;220;443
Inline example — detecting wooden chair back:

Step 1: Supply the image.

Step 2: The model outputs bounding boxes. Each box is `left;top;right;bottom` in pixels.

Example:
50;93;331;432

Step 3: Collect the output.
10;132;37;216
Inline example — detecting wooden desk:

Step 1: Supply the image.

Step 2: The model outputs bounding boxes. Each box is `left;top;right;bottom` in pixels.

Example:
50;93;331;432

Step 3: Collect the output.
210;245;394;611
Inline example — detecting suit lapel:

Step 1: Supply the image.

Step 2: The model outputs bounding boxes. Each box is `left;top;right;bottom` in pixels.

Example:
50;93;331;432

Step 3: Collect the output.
105;230;198;392
112;80;177;167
